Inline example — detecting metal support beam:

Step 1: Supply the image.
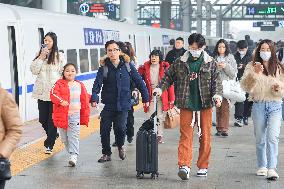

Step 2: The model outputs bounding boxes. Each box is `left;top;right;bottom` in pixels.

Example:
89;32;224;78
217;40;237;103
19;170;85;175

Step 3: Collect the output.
196;0;202;34
42;0;67;13
180;0;192;32
160;1;171;29
223;21;230;38
120;0;134;24
216;10;222;37
205;1;211;36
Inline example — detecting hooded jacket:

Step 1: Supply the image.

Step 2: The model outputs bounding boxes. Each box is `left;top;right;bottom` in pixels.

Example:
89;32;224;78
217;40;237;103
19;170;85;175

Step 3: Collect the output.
138;60;175;111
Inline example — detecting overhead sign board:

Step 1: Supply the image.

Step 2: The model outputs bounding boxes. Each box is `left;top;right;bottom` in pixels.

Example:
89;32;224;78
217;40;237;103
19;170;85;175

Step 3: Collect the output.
246;4;284;15
80;3;117;19
84;28;119;46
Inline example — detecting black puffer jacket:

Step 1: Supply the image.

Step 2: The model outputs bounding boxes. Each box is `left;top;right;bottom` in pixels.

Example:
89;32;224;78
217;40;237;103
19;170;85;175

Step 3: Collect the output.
165;48;186;65
234;50;252;80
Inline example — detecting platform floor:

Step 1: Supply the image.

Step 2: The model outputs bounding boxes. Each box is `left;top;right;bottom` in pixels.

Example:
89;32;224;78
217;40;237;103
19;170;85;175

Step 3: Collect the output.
5;107;284;189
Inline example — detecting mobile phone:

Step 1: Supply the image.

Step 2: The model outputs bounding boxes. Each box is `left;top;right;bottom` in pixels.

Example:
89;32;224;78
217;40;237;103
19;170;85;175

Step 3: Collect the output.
41;44;47;49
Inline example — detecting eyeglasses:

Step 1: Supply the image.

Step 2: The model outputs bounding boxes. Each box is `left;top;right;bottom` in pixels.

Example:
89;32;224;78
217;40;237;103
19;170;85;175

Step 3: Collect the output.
107;48;120;53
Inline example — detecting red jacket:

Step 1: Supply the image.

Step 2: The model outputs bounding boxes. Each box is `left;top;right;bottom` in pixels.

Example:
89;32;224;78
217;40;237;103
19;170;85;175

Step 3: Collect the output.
138;61;175;111
50;79;90;129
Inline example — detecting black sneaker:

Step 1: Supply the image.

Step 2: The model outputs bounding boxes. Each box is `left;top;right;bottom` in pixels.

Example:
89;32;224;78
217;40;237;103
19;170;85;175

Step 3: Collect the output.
221;132;228;137
234;119;243;127
127;137;133;143
215;131;222;136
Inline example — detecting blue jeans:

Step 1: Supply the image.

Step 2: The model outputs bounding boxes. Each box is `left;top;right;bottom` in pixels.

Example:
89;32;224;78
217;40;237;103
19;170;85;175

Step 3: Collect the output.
252;101;282;169
59;113;80;155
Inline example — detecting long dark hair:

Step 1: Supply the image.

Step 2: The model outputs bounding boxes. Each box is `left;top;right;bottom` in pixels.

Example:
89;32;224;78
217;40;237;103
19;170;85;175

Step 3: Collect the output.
34;32;59;64
213;39;230;57
253;39;283;76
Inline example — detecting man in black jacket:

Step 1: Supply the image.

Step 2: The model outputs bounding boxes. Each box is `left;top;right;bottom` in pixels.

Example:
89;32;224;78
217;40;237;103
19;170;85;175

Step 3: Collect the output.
165;37;186;65
234;40;253;127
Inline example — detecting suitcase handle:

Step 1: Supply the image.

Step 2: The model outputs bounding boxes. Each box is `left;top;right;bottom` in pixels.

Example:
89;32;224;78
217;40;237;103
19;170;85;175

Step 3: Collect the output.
152;92;158;134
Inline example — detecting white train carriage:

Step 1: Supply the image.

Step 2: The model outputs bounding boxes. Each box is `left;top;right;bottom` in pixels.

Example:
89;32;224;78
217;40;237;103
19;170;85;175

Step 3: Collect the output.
0;3;229;123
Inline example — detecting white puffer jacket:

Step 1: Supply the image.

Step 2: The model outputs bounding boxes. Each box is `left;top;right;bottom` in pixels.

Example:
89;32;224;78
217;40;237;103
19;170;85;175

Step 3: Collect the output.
30;52;66;101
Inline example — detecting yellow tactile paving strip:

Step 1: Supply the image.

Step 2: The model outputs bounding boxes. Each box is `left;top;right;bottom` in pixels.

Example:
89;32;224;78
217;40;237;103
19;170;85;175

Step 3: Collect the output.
10;103;143;176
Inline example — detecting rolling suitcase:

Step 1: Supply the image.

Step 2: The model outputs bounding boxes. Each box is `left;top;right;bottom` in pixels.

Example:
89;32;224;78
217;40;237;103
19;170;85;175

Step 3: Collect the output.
136;93;159;179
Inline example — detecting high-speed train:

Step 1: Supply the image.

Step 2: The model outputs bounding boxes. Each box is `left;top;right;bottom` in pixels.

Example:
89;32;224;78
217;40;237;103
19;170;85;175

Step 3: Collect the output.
0;3;231;122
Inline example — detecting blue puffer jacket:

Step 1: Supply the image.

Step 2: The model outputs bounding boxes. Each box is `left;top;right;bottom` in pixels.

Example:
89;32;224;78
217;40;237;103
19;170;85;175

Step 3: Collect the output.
92;57;149;111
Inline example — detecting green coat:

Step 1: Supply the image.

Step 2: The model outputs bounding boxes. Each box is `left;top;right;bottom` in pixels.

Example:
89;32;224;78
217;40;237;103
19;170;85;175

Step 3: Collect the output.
159;51;223;109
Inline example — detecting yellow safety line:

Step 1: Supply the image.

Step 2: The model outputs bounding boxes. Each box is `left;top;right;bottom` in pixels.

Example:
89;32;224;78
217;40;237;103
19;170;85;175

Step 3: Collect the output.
10;103;143;176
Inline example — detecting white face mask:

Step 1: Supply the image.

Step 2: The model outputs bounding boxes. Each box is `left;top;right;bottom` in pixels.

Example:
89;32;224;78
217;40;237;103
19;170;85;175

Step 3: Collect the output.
189;49;202;58
260;51;271;61
238;51;246;56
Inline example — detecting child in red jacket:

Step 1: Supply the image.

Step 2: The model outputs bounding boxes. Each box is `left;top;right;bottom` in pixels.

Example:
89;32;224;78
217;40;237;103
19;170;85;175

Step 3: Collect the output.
50;63;90;167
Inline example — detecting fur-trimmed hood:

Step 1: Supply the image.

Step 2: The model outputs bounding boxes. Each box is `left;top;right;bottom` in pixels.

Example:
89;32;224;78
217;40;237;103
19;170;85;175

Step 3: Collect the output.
99;53;131;66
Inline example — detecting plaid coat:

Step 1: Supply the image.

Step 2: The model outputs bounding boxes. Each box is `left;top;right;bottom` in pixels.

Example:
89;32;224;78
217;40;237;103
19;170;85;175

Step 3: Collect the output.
159;51;223;109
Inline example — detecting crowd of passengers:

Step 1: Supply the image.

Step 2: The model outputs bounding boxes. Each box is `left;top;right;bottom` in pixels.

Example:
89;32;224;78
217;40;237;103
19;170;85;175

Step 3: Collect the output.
1;32;284;189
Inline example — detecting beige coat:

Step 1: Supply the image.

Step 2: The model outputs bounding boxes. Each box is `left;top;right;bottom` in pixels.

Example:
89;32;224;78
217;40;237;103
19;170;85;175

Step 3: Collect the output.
240;62;284;102
30;52;66;101
0;88;22;158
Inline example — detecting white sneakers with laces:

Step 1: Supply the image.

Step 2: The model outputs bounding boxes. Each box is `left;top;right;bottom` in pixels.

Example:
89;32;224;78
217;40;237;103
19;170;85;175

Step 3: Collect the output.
197;168;208;177
256;167;268;176
178;166;190;180
69;154;77;167
267;169;279;180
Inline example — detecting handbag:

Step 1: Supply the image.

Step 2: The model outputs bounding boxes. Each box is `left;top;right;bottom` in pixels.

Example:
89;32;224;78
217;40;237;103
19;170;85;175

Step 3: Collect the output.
222;79;246;102
0;158;11;180
164;106;180;129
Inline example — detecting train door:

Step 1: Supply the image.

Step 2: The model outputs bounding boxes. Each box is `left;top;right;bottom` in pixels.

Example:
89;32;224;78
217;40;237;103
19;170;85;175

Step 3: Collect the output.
7;26;19;105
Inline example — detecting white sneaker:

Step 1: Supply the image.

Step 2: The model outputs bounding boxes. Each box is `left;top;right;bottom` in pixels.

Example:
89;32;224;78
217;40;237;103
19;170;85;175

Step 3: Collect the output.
267;169;279;180
68;154;77;167
45;147;52;154
178;166;190;180
197;169;208;177
256;167;268;176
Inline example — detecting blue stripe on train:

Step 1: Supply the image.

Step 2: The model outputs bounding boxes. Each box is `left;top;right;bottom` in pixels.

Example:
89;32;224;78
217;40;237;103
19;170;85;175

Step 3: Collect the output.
6;72;97;94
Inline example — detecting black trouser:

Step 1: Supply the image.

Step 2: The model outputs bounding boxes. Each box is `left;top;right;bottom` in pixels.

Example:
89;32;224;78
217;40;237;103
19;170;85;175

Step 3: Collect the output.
100;109;128;156
0;180;5;189
38;100;57;149
126;107;134;139
234;93;253;119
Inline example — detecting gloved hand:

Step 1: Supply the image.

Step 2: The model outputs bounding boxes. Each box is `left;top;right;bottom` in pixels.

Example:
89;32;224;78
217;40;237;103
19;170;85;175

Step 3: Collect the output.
153;88;162;96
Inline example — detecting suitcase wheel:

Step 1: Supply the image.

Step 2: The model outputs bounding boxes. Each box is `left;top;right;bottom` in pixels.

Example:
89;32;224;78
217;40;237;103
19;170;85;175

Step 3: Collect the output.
136;172;144;179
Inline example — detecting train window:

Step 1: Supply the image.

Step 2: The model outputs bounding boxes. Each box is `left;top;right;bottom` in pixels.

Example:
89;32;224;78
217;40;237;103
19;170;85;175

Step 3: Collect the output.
100;48;105;57
90;49;99;71
79;49;89;73
67;49;78;69
38;28;44;46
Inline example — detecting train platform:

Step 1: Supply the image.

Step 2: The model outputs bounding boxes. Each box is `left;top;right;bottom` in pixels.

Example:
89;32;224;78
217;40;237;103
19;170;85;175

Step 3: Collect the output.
5;106;284;189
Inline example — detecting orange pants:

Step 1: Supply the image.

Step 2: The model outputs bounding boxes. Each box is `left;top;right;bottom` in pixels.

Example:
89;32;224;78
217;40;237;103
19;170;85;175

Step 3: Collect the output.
178;108;212;169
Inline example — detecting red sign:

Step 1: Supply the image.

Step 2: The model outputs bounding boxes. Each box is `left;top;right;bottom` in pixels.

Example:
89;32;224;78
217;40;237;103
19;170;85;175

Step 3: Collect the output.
90;4;105;13
152;23;160;28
